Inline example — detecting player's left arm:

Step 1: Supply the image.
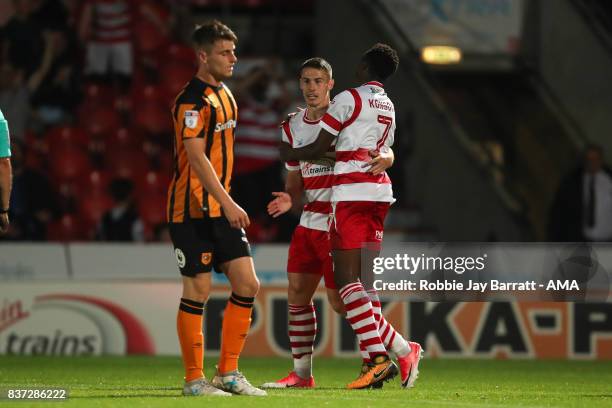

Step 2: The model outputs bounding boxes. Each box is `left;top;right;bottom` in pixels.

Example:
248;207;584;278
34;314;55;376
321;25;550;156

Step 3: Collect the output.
279;129;335;161
365;114;396;175
364;147;394;175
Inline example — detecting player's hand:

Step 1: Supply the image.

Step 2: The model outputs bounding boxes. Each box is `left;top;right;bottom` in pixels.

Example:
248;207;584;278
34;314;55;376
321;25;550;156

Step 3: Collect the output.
223;201;250;229
0;213;9;235
278;141;292;161
267;192;292;218
363;149;394;175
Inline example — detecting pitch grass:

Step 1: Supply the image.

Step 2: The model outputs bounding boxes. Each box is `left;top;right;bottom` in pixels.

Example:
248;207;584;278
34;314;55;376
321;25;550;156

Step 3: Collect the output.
1;356;611;407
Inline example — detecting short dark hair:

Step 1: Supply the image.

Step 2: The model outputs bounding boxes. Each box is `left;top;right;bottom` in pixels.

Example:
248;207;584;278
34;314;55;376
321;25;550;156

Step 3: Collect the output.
192;20;237;49
300;57;333;79
362;43;399;81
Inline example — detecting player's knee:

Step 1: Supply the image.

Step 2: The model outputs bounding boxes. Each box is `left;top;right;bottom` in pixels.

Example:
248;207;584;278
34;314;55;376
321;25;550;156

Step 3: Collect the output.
191;278;211;298
327;291;345;315
329;297;345;315
235;276;260;297
288;280;308;298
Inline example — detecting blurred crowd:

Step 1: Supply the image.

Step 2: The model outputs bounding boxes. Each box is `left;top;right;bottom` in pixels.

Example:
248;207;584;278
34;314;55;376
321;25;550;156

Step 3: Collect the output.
0;0;313;243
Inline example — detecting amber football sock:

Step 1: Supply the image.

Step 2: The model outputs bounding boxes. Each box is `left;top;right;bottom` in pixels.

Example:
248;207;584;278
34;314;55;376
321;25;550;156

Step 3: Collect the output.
177;298;205;382
218;293;254;374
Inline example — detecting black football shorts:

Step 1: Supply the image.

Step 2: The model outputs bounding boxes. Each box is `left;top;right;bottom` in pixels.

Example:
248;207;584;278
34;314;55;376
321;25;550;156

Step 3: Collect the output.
169;217;252;277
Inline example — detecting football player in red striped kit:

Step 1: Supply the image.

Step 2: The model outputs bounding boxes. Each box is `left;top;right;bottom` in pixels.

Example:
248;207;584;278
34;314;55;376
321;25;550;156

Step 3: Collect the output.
279;45;423;390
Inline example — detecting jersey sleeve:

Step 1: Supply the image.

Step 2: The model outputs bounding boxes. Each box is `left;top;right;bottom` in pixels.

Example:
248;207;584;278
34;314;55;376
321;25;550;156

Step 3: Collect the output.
385;119;395;148
177;101;211;140
0;113;10;158
281;120;300;171
320;90;355;136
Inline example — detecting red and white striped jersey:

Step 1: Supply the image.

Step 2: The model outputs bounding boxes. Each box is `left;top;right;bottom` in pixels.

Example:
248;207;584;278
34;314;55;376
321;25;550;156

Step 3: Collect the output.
234;99;280;175
281;109;333;232
320;81;395;203
88;0;133;44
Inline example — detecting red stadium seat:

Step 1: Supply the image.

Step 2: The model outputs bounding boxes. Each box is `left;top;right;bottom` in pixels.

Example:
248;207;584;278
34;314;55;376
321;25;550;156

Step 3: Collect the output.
50;148;93;182
47;214;88;242
160;62;194;101
130;84;165;107
136;170;171;196
134;20;169;54
105;127;145;150
46;126;89;152
165;43;196;66
83;82;116;105
105;150;150;181
80;193;113;226
75;170;111;197
79;106;122;138
157;151;174;175
134;101;172;135
138;193;167;227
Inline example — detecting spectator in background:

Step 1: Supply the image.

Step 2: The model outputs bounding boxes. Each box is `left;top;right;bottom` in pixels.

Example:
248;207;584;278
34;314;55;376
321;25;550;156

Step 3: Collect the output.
96;177;144;242
549;144;612;242
0;32;56;142
8;142;58;240
1;0;45;77
30;0;70;33
31;30;81;126
78;0;167;90
232;62;290;230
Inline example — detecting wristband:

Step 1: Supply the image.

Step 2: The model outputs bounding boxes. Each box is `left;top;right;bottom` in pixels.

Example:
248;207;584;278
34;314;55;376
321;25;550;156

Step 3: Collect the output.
0;208;8;214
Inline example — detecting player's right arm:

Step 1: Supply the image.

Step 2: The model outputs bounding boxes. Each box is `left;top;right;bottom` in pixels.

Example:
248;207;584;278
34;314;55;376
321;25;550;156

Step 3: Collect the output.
183;138;249;229
268;170;303;218
269;119;304;217
279;90;353;162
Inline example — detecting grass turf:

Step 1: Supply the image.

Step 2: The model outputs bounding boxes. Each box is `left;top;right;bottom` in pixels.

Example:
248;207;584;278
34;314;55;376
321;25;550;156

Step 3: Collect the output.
0;356;611;407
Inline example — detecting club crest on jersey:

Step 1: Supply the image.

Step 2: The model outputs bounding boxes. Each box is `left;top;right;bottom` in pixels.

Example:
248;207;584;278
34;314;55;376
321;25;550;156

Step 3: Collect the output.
184;110;199;129
175;248;186;268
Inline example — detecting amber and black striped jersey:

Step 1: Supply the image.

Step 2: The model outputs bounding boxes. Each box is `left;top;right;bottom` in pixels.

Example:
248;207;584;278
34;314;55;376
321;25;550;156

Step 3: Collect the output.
167;77;238;223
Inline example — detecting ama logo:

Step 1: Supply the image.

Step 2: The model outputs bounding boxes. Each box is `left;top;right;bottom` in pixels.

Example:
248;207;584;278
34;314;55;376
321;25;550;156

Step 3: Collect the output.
0;295;154;356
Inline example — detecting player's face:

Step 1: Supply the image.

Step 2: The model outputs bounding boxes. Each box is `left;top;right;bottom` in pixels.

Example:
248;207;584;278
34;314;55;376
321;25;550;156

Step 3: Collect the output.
201;39;237;80
299;67;333;108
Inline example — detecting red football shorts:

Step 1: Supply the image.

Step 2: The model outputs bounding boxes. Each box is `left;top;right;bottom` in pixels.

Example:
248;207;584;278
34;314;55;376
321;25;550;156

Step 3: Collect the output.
330;201;390;251
287;225;335;289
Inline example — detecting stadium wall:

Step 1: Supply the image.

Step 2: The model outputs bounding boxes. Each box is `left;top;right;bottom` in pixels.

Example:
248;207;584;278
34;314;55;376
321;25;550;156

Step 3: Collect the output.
530;0;612;157
1;244;611;359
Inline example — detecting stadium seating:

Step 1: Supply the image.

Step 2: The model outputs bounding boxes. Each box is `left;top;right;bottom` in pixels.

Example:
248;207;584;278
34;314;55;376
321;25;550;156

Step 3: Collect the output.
46;126;90;153
138;193;167;229
77;170;111;197
134;101;172;135
160;62;194;101
165;43;196;65
80;192;113;228
79;106;122;138
50;148;93;182
106;127;145;150
83;83;116;106
137;170;171;197
105;150;150;181
47;214;88;241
